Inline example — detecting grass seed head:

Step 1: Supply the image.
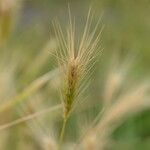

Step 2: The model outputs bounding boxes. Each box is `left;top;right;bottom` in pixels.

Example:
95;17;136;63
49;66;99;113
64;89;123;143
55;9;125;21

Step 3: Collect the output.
53;8;103;119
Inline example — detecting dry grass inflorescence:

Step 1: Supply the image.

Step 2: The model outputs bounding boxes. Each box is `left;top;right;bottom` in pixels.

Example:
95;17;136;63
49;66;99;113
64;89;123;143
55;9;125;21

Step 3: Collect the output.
0;2;150;150
52;7;103;143
0;0;21;45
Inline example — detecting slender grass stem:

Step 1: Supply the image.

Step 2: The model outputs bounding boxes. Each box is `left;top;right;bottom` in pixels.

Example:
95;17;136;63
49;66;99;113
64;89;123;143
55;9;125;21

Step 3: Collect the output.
59;118;67;144
0;104;61;131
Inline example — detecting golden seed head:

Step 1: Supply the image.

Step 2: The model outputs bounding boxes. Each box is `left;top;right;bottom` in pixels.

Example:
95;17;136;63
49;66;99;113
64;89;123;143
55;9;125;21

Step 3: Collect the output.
53;8;103;119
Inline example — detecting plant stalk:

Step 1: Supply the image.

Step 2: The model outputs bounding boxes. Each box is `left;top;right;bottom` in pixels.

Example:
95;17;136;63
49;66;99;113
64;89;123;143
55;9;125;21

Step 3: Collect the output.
59;118;67;144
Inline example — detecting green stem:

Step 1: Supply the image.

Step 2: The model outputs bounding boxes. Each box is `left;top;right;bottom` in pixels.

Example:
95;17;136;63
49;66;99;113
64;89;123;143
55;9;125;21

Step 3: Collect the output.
59;118;67;144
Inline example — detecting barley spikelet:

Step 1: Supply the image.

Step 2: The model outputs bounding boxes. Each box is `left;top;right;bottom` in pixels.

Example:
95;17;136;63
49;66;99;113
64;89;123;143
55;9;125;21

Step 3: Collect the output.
53;8;103;120
52;7;103;143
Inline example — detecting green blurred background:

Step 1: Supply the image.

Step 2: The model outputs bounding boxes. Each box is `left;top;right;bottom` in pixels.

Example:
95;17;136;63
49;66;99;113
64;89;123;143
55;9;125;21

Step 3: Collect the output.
0;0;150;150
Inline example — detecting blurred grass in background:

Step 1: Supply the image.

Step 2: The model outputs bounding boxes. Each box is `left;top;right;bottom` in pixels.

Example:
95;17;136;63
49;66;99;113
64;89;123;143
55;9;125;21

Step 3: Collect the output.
0;0;150;150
